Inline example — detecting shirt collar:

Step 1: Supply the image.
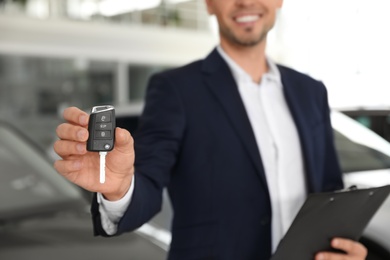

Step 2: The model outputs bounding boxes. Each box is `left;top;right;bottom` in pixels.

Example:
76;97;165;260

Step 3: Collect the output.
216;45;281;85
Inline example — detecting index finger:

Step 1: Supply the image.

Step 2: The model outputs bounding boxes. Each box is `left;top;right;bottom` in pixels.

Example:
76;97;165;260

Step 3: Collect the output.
63;107;89;126
331;238;367;256
315;238;368;260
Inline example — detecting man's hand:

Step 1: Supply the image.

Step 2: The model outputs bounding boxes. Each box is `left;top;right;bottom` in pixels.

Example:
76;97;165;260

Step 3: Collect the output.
53;107;135;201
315;238;367;260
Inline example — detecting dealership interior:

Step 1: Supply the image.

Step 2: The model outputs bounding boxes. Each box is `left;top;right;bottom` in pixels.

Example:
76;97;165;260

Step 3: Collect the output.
1;1;390;260
2;0;390;148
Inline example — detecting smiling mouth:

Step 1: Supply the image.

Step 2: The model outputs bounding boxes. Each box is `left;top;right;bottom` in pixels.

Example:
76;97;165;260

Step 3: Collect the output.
234;14;261;23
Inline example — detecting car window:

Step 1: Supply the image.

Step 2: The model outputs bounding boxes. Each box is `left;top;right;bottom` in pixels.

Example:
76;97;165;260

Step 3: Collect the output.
334;130;390;173
0;123;85;220
331;112;390;173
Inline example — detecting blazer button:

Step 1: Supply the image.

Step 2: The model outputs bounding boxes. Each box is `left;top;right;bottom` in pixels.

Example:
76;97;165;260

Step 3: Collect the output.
261;216;270;226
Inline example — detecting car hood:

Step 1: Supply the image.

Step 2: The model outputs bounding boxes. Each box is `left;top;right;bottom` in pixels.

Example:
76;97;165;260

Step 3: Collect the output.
344;169;390;189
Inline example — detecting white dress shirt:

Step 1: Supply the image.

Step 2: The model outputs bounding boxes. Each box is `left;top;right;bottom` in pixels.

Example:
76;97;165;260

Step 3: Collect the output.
217;46;306;251
97;176;134;235
98;46;307;251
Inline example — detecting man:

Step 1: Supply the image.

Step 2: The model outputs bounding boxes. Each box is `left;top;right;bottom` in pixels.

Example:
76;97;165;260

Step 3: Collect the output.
54;0;368;259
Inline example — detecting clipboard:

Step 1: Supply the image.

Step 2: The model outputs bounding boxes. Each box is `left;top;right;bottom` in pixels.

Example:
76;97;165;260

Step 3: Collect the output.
271;185;390;260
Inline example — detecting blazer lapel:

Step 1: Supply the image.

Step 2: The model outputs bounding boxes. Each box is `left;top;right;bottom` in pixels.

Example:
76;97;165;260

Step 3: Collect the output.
202;49;269;190
279;66;316;192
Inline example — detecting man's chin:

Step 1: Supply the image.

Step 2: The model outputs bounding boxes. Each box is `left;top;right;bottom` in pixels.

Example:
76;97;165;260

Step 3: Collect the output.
237;39;263;47
231;36;265;47
221;28;267;48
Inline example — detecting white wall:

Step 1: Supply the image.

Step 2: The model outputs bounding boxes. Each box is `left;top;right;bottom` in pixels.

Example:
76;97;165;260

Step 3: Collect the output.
267;0;390;109
3;0;390;109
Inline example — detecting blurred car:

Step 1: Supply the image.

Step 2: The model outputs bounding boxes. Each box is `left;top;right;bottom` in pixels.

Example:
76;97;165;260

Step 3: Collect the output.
116;102;390;260
332;111;390;260
0;121;167;260
339;106;390;143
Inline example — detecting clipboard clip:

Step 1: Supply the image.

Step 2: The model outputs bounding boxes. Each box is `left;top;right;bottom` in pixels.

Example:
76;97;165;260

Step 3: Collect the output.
335;185;358;193
334;185;376;197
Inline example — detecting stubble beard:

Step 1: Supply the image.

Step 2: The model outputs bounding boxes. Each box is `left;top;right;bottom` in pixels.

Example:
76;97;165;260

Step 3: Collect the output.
220;23;272;47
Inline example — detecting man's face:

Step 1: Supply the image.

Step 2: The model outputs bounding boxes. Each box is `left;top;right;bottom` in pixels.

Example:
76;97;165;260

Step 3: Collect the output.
206;0;283;47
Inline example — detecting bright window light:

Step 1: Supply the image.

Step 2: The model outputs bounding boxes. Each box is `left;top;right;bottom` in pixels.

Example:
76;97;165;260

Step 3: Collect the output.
26;0;49;19
164;0;192;4
98;0;162;16
81;0;98;17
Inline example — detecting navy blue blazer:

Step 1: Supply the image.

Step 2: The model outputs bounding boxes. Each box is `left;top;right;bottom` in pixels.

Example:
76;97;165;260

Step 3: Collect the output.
92;49;344;260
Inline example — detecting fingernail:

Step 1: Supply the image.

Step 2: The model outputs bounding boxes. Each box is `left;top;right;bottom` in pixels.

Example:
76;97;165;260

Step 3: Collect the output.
317;254;325;260
77;129;87;140
79;115;88;125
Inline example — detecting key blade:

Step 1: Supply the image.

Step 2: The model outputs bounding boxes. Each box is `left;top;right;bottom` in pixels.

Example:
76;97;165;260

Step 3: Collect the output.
99;151;107;184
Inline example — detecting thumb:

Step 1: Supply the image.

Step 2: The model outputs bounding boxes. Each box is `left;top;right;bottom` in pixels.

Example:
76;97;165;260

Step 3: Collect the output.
101;127;134;200
108;127;135;175
114;127;134;153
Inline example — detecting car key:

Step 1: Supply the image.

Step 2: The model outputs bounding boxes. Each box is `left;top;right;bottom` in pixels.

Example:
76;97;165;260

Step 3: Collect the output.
86;105;115;183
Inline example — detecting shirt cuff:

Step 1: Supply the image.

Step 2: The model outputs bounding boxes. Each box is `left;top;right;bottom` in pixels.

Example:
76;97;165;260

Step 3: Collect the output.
97;175;135;235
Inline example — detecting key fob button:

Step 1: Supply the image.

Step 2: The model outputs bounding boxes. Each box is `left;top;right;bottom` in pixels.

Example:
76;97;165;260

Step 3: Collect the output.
97;123;112;130
95;130;111;139
96;113;111;123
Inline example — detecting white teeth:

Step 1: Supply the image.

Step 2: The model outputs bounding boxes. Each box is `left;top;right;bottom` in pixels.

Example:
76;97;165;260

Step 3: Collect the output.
235;15;259;23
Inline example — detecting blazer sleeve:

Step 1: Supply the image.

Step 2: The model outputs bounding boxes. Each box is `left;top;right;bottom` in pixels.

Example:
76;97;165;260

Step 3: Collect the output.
91;73;185;236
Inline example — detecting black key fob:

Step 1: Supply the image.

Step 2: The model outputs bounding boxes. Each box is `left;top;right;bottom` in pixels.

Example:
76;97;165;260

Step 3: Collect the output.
86;105;115;152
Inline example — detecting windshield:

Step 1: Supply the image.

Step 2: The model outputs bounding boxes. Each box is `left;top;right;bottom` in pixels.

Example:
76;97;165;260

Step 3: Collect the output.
334;130;390;173
332;112;390;173
0;123;85;220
